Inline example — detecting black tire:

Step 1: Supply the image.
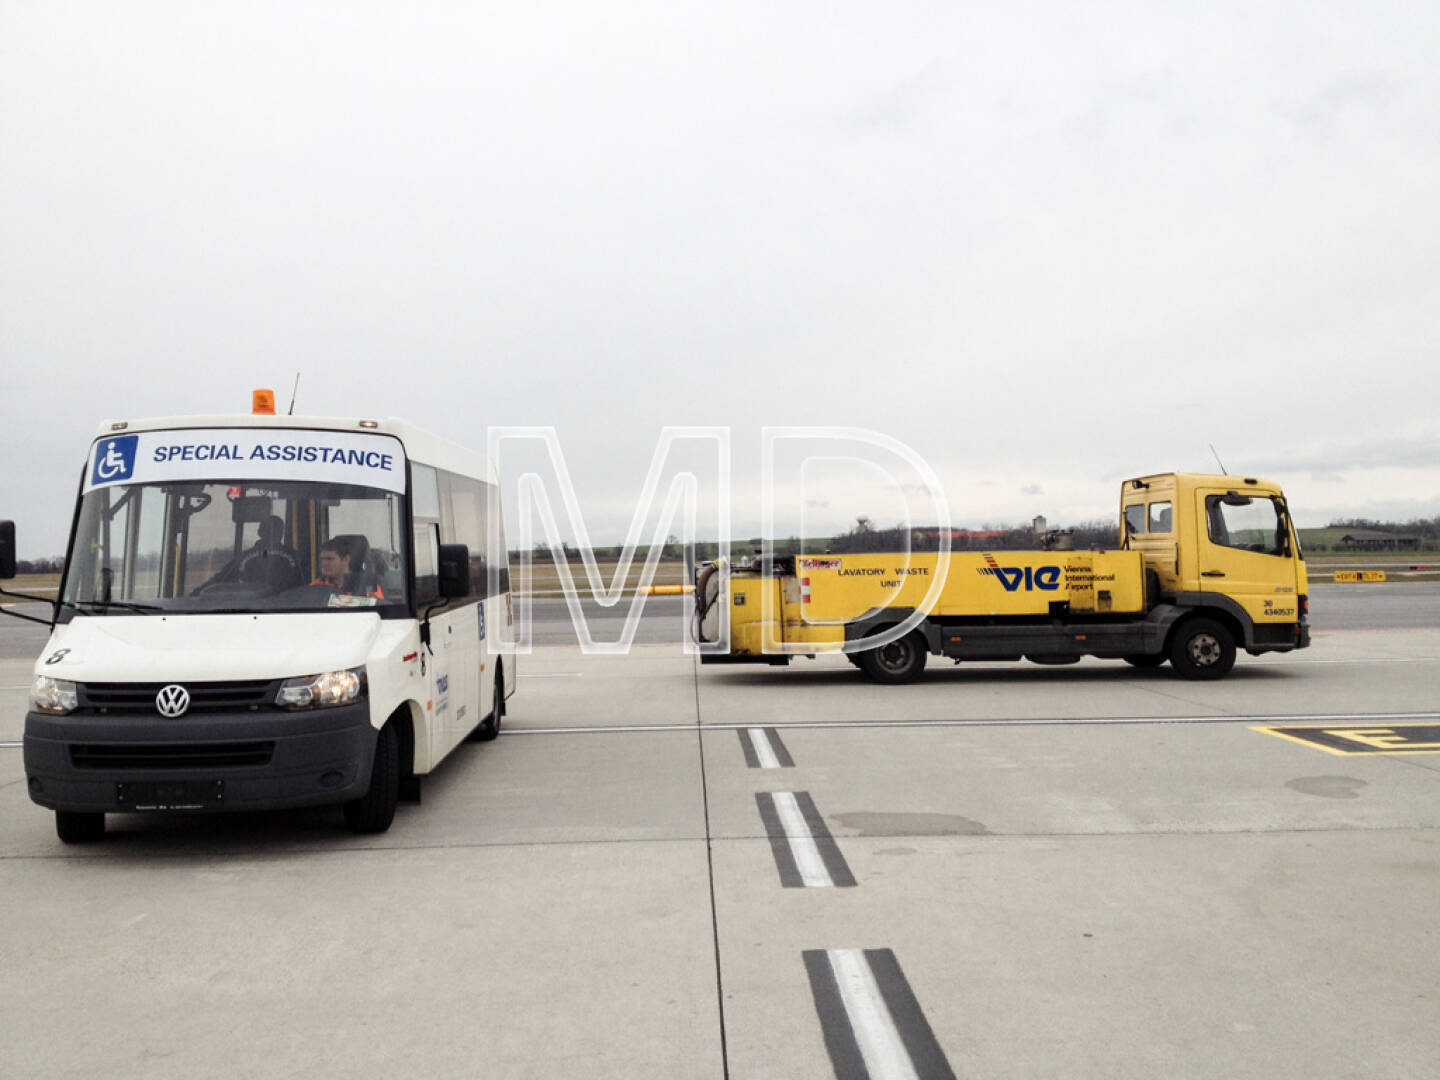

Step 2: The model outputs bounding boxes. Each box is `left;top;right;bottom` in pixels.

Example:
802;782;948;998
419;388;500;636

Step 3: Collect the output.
55;810;105;844
857;631;928;684
1122;653;1167;669
470;668;504;743
1168;618;1236;680
344;722;399;834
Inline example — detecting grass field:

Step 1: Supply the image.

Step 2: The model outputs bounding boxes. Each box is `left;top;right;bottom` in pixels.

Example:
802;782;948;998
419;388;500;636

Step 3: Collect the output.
1298;550;1439;564
0;574;60;605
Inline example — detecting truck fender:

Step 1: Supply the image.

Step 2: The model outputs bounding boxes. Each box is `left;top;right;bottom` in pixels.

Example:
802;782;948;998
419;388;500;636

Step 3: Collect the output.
844;607;941;655
1166;592;1254;647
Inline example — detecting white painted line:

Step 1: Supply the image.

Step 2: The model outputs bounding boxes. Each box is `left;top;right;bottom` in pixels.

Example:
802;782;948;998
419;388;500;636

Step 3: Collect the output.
502;711;1440;736
829;949;921;1080
517;673;584;679
773;792;834;888
747;727;782;769
1269;657;1436;665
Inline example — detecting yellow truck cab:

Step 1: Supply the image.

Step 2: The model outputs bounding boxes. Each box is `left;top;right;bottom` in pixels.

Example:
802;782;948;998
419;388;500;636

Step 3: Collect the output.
695;472;1309;682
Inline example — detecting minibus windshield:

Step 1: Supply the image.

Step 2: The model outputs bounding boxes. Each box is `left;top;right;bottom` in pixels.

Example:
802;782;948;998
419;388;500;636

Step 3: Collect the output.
61;480;409;615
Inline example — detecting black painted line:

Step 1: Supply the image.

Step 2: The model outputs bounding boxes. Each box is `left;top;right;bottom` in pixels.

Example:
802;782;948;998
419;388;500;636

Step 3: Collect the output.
864;949;957;1080
804;949;870;1080
764;727;796;767
754;791;856;888
755;792;804;887
738;728;761;768
691;655;731;1079
795;791;857;888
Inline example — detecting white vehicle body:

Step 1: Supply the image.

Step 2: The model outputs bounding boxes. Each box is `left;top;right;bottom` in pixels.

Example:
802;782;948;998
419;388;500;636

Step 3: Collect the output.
22;413;514;840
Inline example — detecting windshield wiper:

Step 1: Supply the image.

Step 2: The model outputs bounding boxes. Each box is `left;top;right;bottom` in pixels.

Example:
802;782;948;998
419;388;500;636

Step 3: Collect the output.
64;599;166;615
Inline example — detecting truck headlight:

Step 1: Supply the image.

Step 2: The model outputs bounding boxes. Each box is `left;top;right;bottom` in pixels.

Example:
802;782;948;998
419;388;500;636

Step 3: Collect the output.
31;676;78;715
276;667;366;710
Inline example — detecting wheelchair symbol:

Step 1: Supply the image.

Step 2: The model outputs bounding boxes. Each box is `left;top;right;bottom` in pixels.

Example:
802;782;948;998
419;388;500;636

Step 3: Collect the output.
91;435;137;485
96;443;127;479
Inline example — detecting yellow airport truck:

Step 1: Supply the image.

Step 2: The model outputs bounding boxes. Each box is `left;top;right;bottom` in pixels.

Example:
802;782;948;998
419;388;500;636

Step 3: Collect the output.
694;473;1310;681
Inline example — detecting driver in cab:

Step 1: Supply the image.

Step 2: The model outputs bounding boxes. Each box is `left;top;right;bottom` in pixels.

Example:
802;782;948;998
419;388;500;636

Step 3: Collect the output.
312;539;384;600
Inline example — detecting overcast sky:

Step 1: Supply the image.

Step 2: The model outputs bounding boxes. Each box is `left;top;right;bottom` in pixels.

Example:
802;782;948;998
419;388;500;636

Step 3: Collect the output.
3;2;1438;557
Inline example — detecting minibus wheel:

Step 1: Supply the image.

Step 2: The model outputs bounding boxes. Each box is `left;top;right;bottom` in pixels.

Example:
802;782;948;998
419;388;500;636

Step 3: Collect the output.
55;810;105;844
857;631;928;684
344;722;399;834
470;668;504;743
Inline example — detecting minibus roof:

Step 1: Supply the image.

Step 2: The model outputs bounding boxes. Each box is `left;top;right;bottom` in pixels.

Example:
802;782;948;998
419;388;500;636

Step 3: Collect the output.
90;414;492;479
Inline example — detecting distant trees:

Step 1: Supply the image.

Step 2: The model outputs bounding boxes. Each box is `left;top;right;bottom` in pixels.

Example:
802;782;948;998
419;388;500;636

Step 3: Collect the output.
826;518;1119;554
14;557;64;574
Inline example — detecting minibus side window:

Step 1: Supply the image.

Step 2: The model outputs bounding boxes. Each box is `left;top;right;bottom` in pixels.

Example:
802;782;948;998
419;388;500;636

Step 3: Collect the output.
412;523;439;605
447;473;490;599
488;483;510;596
411;464;440;519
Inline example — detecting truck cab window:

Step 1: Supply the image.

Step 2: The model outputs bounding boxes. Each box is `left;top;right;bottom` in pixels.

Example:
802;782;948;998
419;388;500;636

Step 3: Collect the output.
1205;495;1285;556
1148;501;1172;533
1124;504;1145;537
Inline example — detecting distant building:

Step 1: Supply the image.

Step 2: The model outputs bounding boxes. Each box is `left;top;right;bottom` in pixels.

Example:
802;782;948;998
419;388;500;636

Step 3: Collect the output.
1031;515;1047;535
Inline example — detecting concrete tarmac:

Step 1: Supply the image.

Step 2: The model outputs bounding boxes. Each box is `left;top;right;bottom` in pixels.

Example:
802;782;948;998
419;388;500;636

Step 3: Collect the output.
1;585;1437;1078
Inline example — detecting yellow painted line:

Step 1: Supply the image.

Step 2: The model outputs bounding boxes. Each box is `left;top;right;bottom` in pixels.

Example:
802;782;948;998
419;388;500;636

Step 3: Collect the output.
1253;722;1440;755
1253;726;1354;755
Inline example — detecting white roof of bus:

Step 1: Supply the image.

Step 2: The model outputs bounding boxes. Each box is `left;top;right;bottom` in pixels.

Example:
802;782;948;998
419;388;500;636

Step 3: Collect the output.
90;413;492;479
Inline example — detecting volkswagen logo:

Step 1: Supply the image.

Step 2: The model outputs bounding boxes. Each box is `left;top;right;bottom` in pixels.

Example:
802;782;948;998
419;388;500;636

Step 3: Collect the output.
155;685;191;718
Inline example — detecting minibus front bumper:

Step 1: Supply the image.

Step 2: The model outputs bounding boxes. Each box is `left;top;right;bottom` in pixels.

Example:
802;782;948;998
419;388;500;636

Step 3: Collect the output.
23;703;378;814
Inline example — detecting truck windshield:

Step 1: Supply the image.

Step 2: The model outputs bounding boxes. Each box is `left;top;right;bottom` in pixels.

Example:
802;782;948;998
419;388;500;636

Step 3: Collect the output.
61;480;409;615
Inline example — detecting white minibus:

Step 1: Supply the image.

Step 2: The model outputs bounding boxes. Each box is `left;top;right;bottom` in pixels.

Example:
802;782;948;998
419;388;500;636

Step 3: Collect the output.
0;407;514;842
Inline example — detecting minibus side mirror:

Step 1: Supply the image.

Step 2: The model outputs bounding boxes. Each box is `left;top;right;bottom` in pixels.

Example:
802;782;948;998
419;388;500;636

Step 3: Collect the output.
437;543;471;599
0;521;15;579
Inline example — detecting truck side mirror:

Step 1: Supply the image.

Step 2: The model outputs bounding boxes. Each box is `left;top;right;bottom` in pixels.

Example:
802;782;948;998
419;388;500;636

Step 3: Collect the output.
437;543;470;598
0;521;15;580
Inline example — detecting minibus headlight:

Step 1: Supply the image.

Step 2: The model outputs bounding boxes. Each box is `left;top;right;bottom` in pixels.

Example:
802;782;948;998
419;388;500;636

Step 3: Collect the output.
276;667;366;710
31;676;78;715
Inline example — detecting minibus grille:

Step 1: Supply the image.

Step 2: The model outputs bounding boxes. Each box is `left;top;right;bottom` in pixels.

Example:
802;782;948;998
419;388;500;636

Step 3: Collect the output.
70;742;276;769
78;681;279;713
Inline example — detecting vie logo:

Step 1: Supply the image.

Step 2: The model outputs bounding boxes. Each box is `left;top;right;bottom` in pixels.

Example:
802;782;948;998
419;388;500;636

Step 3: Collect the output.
978;555;1061;593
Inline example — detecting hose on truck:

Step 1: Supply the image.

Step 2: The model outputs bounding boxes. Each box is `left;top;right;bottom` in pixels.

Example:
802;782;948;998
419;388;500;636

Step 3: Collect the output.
691;563;720;644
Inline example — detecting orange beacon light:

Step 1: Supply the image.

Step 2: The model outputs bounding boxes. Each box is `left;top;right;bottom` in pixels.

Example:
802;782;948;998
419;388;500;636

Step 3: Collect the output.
252;389;276;415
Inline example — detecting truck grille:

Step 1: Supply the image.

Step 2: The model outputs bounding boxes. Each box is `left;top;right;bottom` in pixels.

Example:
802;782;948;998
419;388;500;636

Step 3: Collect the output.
78;680;277;713
70;742;276;770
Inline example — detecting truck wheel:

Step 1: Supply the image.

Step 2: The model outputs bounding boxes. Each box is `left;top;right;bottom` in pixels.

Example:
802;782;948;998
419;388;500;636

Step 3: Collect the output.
858;632;928;684
1169;619;1236;680
344;722;399;834
470;668;504;742
56;811;105;844
1122;654;1166;668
